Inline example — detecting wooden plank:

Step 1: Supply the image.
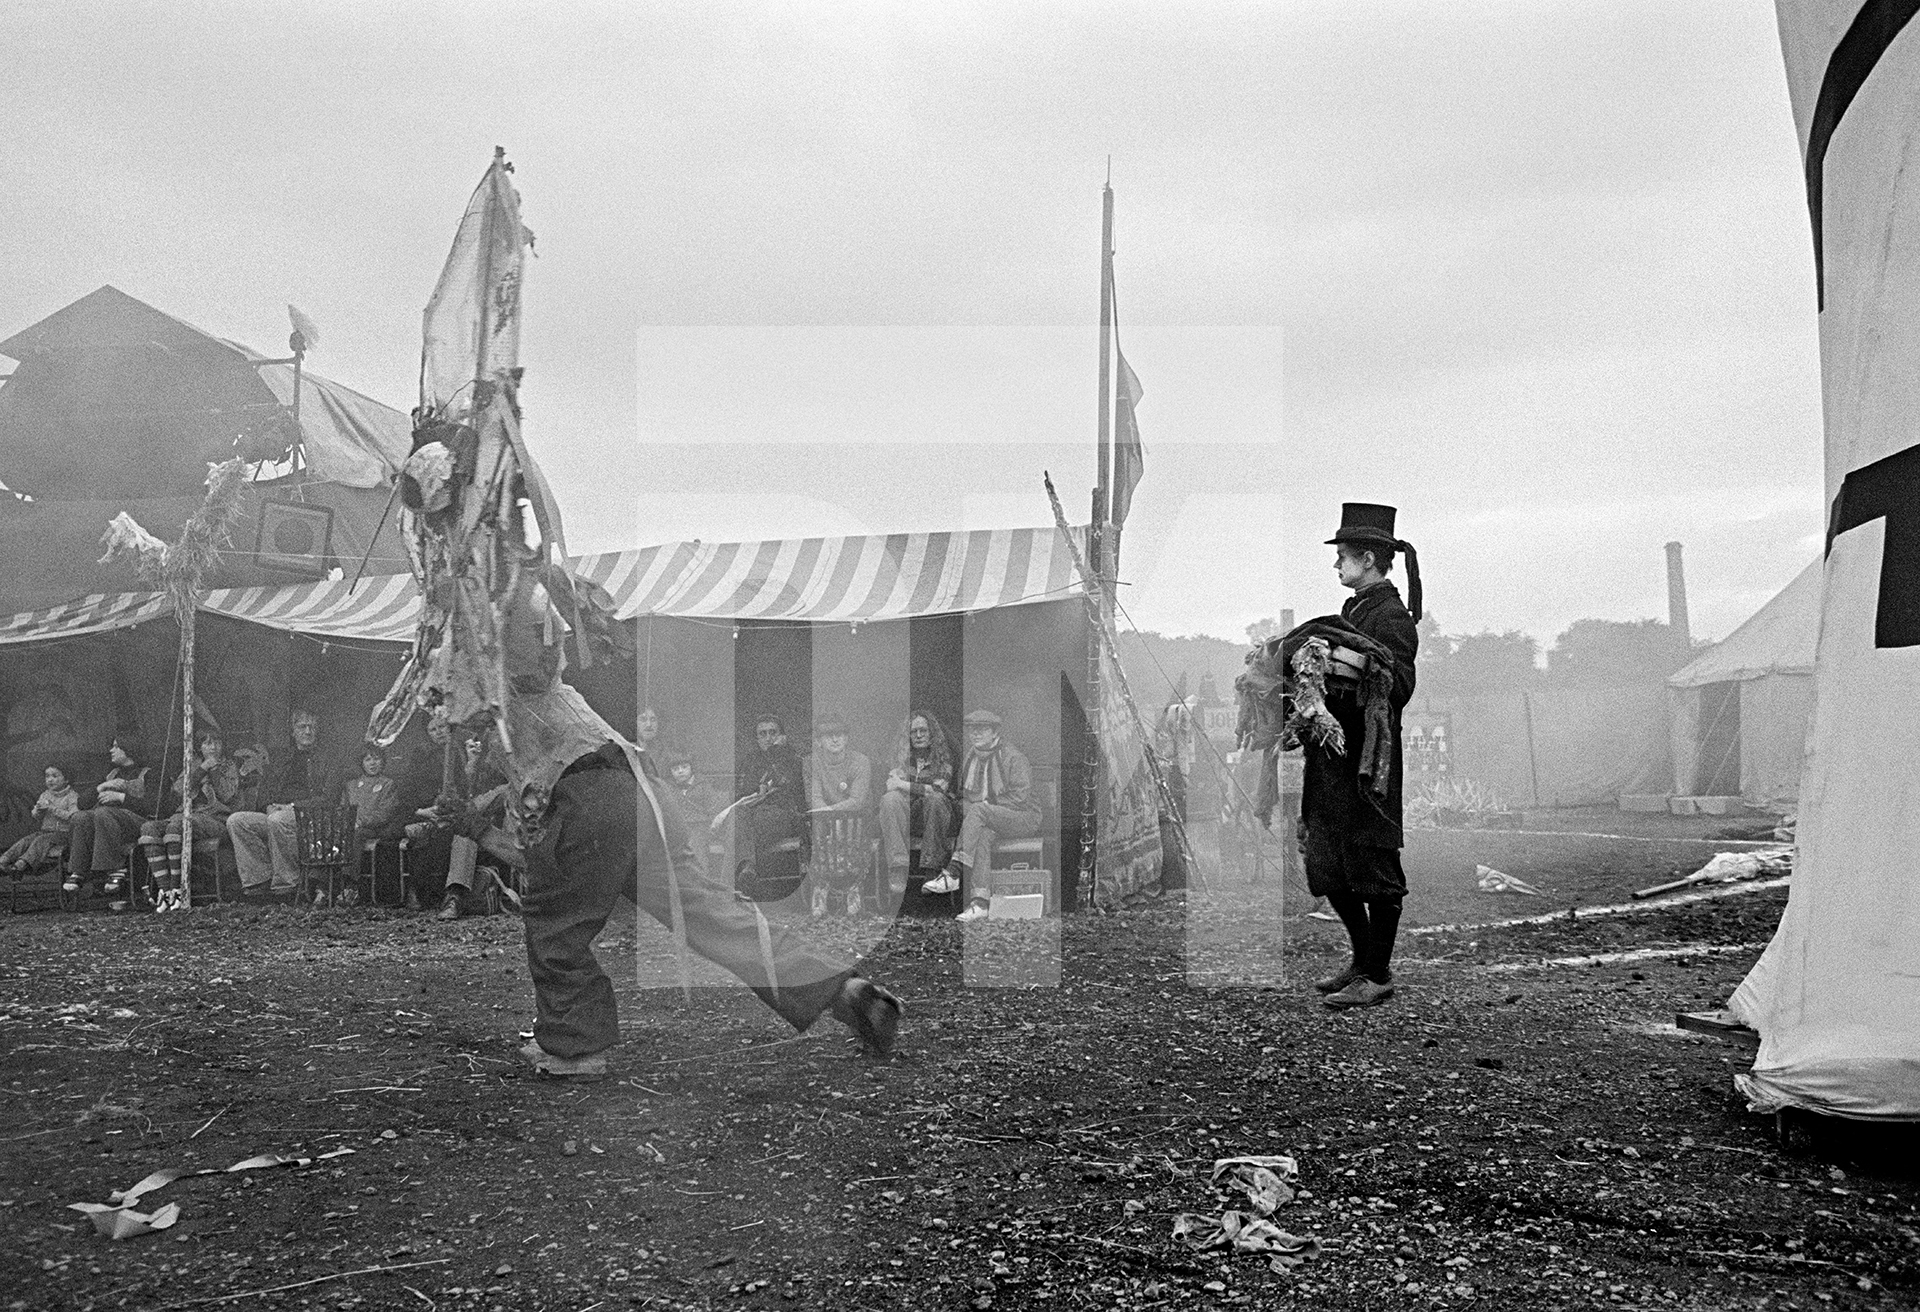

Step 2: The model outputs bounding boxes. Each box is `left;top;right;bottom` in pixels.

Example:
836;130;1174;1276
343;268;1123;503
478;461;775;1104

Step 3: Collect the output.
1675;1009;1761;1048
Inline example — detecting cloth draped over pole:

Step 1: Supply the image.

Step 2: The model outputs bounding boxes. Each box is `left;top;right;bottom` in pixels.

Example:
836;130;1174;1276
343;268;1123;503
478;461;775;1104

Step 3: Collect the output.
1079;175;1157;906
97;459;251;911
369;149;684;996
1046;474;1182;908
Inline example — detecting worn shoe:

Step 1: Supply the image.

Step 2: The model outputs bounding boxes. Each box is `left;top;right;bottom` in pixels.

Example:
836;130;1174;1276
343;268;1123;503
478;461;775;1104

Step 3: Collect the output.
922;870;960;895
437;890;464;921
955;900;990;923
311;887;333;909
101;872;126;896
1324;977;1395;1010
886;866;908;895
61;876;83;894
845;885;863;917
518;1040;610;1081
153;888;183;914
337;885;360;909
1313;963;1366;995
830;977;904;1058
810;883;830;918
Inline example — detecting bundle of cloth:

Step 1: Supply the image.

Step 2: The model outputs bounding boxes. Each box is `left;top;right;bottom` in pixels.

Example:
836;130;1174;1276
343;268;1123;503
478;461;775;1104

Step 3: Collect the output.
1235;616;1398;827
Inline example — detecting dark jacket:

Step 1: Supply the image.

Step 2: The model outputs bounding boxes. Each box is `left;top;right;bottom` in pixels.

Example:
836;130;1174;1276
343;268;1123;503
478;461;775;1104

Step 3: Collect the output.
1298;580;1419;849
741;743;806;813
258;745;340;808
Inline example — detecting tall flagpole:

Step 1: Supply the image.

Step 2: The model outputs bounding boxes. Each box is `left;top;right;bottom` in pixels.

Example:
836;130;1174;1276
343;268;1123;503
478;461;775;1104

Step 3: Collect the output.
1095;170;1115;564
1081;172;1116;911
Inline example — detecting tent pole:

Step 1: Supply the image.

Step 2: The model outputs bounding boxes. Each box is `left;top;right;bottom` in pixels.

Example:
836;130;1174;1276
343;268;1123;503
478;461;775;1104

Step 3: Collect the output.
177;598;196;910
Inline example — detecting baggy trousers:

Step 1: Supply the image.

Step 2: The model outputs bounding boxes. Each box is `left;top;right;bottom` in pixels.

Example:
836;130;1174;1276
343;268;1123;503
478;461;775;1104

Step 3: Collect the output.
523;763;856;1059
228;806;301;892
953;800;1041;906
67;806;147;875
876;789;955;878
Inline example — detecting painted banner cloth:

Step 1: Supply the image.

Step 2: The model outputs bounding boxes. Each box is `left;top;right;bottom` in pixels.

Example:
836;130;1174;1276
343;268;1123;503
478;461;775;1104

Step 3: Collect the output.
1730;0;1920;1119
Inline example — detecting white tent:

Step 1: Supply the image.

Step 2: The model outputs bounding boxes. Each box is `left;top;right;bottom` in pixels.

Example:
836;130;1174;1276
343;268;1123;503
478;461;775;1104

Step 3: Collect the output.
1667;561;1819;805
1730;0;1920;1121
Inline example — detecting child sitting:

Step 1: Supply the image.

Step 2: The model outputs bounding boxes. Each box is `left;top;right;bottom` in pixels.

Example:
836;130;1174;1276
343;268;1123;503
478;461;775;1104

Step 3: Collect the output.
343;743;403;841
327;743;402;909
1;764;80;873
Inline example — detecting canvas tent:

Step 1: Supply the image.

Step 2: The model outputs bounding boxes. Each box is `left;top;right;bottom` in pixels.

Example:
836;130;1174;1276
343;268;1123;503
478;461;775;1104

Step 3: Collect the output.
0;525;1129;905
1728;0;1920;1121
0;286;410;613
1667;560;1819;806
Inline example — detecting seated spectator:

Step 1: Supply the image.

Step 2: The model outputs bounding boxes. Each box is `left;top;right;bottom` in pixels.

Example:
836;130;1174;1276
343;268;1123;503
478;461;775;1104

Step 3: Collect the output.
229;708;340;904
807;715;871;815
141;728;244;913
343;742;404;840
2;763;80;874
876;709;956;894
922;709;1042;921
733;714;808;894
407;728;520;920
805;714;873;916
305;742;403;909
636;705;663;769
64;736;155;898
664;750;724;874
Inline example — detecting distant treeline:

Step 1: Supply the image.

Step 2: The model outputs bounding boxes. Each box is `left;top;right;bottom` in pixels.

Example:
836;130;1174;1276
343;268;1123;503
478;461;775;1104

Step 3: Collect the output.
1114;614;1707;710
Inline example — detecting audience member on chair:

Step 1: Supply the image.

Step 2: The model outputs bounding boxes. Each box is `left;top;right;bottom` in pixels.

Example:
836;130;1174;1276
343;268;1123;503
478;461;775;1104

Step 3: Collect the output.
922;709;1041;921
408;728;518;920
877;710;956;895
735;714;809;888
141;728;243;912
807;715;871;816
664;750;723;874
1;763;79;874
64;736;154;899
228;708;340;904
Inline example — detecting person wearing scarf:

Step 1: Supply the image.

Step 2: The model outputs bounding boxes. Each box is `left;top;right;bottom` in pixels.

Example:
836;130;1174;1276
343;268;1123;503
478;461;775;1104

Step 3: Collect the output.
876;709;957;895
922;710;1041;921
1299;502;1421;1011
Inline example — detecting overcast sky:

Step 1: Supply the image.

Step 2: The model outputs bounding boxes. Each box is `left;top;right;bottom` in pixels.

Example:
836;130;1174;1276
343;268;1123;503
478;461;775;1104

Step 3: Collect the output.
2;1;1823;648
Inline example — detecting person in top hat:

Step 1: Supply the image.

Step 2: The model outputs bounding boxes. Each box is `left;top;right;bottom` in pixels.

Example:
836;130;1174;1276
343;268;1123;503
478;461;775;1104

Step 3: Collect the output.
922;709;1042;921
1303;502;1421;1010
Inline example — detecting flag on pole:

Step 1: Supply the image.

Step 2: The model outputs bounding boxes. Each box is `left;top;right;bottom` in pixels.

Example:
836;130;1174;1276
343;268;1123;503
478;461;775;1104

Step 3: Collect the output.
1112;335;1146;529
420;147;532;429
1728;0;1920;1119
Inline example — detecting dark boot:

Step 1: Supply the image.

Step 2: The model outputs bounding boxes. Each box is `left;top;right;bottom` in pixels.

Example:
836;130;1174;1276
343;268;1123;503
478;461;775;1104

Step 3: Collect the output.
1317;891;1370;993
1364;896;1403;984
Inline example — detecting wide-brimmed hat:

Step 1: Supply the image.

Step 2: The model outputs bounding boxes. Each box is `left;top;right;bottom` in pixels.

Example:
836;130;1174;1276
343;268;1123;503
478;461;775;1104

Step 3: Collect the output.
962;709;1003;729
1325;502;1400;548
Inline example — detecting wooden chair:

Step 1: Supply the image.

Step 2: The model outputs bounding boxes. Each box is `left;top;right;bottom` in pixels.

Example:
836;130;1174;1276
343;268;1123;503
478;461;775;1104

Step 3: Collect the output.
6;842;67;913
293;803;358;906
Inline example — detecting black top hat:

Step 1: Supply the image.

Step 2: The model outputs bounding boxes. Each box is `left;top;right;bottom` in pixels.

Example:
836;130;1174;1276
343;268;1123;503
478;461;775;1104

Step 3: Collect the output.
1325;502;1400;548
1326;502;1423;622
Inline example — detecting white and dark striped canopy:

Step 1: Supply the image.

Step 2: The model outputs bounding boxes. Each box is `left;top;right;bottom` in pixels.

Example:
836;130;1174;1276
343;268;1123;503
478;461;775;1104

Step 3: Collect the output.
0;526;1087;648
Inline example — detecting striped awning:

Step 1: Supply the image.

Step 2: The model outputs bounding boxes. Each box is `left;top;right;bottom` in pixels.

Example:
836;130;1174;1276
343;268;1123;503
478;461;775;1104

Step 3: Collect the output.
0;526;1088;649
574;526;1086;622
200;573;422;643
0;590;173;646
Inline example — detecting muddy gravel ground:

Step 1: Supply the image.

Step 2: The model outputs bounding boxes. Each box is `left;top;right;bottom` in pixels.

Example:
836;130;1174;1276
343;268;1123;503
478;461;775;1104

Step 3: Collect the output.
2;850;1916;1312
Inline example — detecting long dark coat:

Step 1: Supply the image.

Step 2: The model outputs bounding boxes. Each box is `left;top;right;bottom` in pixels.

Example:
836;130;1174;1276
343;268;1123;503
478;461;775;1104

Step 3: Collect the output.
1299;580;1419;849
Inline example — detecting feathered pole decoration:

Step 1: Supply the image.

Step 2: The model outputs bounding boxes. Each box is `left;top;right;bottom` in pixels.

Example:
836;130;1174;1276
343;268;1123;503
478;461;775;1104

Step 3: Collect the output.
99;457;249;911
